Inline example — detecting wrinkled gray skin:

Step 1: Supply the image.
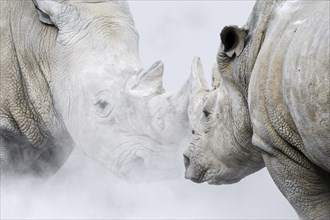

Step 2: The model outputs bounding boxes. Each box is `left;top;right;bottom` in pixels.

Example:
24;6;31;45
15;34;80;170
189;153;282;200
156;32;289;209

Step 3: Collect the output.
1;0;190;180
184;1;330;219
0;0;75;179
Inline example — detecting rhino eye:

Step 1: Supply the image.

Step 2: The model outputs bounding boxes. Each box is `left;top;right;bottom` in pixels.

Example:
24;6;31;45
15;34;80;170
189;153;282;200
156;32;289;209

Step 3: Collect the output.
94;99;113;118
95;100;108;111
203;108;210;118
93;91;115;119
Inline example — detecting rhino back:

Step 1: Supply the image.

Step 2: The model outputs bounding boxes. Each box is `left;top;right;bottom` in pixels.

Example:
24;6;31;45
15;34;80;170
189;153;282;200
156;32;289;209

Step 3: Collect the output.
249;1;329;171
0;0;73;177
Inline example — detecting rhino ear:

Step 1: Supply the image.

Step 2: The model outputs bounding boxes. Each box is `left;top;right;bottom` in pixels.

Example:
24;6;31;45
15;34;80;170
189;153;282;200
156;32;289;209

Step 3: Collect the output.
32;0;77;28
126;61;165;97
32;0;61;26
220;25;248;58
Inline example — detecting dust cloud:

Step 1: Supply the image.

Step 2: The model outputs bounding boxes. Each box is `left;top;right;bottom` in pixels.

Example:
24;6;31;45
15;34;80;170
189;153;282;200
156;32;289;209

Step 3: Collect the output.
1;148;297;219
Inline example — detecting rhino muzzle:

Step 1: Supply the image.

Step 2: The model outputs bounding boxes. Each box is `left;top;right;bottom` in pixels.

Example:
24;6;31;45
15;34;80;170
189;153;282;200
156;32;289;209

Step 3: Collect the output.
183;152;207;183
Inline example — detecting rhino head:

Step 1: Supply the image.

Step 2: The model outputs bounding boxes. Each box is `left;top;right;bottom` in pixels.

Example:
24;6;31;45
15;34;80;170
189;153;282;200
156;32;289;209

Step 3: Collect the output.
74;61;191;179
184;45;264;184
32;0;190;179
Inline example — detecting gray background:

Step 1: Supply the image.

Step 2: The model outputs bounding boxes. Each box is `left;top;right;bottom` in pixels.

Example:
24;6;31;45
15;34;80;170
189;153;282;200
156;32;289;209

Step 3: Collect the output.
131;1;255;91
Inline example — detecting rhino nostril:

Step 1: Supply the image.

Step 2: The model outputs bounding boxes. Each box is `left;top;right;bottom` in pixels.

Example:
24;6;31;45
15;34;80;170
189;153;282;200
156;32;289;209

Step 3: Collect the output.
183;154;190;170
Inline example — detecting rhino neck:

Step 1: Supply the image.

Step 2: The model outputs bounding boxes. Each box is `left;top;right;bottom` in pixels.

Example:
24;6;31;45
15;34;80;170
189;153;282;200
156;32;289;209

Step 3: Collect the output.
2;0;65;145
11;1;58;83
224;1;277;101
246;1;278;91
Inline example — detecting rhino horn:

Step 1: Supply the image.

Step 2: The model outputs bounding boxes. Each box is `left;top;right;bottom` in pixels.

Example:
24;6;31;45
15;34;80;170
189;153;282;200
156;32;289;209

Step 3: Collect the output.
190;57;209;96
168;57;209;106
211;63;221;89
187;57;210;123
126;61;165;97
147;72;191;140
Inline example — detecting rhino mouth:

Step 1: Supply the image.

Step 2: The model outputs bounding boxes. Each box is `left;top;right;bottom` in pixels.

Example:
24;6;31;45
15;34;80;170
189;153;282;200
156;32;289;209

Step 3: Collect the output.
184;158;244;185
107;135;181;179
189;169;207;183
183;152;213;183
207;177;241;185
188;169;240;185
205;170;241;185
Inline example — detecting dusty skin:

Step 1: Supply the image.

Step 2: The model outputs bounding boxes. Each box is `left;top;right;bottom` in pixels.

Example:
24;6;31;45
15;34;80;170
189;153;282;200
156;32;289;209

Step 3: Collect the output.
0;0;190;180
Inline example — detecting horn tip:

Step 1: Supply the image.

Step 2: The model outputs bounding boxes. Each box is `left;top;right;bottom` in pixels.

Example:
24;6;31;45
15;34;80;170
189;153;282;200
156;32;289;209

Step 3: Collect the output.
192;56;201;63
191;56;203;77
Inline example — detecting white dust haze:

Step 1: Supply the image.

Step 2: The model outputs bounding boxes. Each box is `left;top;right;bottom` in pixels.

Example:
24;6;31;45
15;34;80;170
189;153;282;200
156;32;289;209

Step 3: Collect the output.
1;1;298;219
2;148;296;219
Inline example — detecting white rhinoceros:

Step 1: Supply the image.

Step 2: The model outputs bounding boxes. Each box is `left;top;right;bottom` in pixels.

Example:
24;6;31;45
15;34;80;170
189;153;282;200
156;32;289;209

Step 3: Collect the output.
0;0;190;179
183;1;330;219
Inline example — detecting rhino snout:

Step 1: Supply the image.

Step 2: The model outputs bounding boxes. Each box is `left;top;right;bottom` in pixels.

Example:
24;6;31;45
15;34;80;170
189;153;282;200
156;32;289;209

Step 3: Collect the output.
183;153;206;183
